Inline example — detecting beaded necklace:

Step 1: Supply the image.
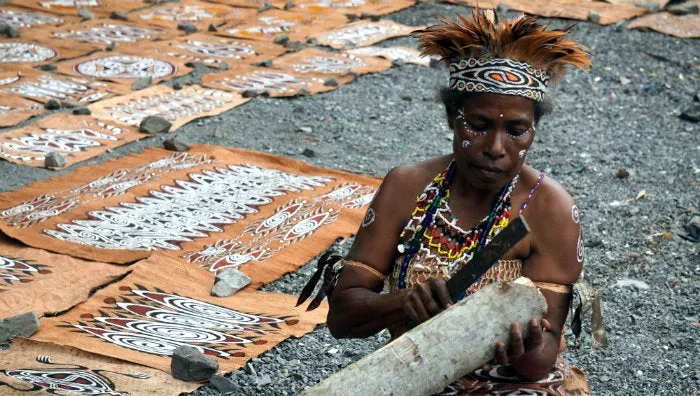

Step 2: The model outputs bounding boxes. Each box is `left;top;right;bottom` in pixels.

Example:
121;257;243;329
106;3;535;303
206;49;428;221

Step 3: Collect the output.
396;161;519;301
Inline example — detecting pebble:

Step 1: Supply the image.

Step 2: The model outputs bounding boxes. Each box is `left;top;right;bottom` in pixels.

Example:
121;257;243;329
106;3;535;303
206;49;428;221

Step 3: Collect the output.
668;0;699;15
72;106;91;115
258;3;274;12
0;23;19;38
219;61;231;70
171;345;218;381
679;103;700;123
284;40;304;50
38;64;57;71
139;116;172;134
400;94;412;101
615;278;650;290
60;99;80;109
616;168;630;179
298;87;311;96
106;42;115;51
284;1;295;10
255;59;273;68
211;268;252;297
297;126;312;134
302;148;316;158
163;137;190;152
172;81;183;90
177;23;197;34
588;10;601;24
77;7;95;19
110;11;128;20
213;127;226;138
306;37;318;45
392;58;405;67
273;34;290;45
242;90;260;98
0;312;40;342
208;23;219;32
44;99;60;110
44;152;66;168
210;374;238;393
323;77;339;87
131;76;152;91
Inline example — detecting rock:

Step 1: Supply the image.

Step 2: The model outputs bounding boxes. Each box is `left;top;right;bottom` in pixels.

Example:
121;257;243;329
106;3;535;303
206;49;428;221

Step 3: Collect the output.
139;116;172;134
177;23;197;34
163;137;190;152
38;63;57;71
400;94;412;102
106;42;115;51
77;7;95;19
72;106;91;115
298;87;311;96
668;0;699;15
694;92;699;102
213;127;226;138
284;40;303;50
110;11;128;20
0;23;19;38
296;126;312;134
429;58;441;69
242;90;260;98
208;23;219;32
257;374;272;386
392;58;404;67
684;215;700;242
323;77;339;87
306;37;318;45
588;10;601;24
273;34;290;45
131;76;152;91
210;374;238;393
284;1;295;10
60;99;80;108
258;3;274;12
45;152;66;168
0;312;40;342
211;268;252;297
615;278;650;290
619;76;631;85
635;2;660;11
254;59;273;68
302;148;316;158
219;61;231;70
497;1;509;13
172;81;183;90
45;99;60;110
680;103;700;123
171;345;218;381
346;13;359;22
616;169;630;179
361;12;380;21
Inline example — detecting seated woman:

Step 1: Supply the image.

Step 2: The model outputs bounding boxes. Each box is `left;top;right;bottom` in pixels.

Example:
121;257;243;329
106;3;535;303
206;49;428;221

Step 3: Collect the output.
322;9;592;395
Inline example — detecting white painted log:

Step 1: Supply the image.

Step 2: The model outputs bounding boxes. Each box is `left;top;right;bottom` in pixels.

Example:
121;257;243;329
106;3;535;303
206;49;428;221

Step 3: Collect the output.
304;277;547;396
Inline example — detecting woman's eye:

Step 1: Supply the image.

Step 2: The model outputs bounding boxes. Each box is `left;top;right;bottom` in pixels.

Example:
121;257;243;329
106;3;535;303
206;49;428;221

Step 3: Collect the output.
508;129;529;137
467;122;488;132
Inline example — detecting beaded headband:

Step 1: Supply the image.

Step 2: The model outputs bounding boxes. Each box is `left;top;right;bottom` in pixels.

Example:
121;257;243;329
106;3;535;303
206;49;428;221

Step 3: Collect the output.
449;58;550;101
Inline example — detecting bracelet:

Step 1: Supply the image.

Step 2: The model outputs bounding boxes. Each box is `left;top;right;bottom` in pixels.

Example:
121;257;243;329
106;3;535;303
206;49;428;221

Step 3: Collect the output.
340;259;386;281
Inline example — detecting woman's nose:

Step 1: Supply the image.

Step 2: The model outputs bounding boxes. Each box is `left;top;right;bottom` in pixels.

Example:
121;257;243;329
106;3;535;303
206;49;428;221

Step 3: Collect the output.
483;130;507;159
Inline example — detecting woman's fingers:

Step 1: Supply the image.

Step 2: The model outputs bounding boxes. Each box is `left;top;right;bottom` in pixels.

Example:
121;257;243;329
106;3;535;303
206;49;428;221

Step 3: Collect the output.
418;284;442;315
429;278;454;309
509;323;525;359
495;342;508;365
410;291;431;322
527;318;544;348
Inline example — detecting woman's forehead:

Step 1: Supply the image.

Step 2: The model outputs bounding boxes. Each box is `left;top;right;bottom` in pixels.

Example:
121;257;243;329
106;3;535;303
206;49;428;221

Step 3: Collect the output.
463;93;536;118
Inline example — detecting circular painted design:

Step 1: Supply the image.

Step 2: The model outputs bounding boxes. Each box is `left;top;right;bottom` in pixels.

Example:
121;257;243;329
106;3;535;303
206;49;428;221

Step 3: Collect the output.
74;55;176;79
0;42;58;63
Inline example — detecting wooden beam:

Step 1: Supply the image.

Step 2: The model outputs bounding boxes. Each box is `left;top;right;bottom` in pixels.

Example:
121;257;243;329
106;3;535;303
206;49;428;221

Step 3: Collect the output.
303;278;547;396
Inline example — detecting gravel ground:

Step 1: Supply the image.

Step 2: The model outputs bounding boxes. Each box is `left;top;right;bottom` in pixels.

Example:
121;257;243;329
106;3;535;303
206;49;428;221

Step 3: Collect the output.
1;2;698;395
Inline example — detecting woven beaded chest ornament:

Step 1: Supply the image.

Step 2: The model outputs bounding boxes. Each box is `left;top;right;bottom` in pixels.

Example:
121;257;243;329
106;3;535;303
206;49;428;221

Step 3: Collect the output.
449;58;550;101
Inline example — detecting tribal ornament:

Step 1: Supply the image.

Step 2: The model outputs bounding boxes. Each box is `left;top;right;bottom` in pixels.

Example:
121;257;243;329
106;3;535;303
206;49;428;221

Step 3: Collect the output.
173;39;256;60
0;355;148;395
0;74;110;103
576;229;584;263
184;183;375;272
211;71;323;95
74;55;177;80
53;24;159;44
290;54;367;74
0;255;51;290
40;0;99;8
44;165;334;251
138;5;236;23
226;15;321;38
318;22;407;48
0;42;58;64
0;128;119;162
449;58;550;101
0;9;63;29
0;153;212;228
65;286;286;358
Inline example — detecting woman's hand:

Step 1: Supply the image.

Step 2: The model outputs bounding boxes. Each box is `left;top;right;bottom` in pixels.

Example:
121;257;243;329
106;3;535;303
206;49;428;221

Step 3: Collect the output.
483;318;551;370
403;277;454;323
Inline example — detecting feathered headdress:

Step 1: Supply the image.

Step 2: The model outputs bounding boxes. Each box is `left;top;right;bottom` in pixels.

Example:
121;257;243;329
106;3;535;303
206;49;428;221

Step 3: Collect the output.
415;8;591;100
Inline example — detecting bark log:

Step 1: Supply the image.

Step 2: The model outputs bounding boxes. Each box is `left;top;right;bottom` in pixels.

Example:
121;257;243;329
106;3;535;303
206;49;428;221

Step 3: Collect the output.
303;277;547;396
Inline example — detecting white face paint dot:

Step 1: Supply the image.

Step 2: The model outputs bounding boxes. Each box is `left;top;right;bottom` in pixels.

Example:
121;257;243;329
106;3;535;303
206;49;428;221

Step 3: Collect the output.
462;140;470;149
519;150;526;159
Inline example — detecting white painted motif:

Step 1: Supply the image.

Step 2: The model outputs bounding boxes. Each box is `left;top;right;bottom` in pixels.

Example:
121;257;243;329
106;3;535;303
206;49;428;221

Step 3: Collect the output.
139;5;235;22
74;55;176;79
290;54;368;74
226;15;315;38
571;204;580;224
576;229;584;263
462;140;470;149
45;165;334;250
362;207;375;227
212;71;323;94
40;0;99;9
174;39;256;60
301;0;366;8
53;24;159;44
0;42;58;63
0;9;63;28
348;46;429;66
519;149;526;159
319;23;405;47
1;128;119;161
1;75;106;102
98;88;234;126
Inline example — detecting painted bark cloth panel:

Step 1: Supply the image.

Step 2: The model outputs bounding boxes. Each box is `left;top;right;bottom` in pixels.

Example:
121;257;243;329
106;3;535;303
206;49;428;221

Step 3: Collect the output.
0;234;130;318
0;37;87;71
131;1;255;31
137;34;287;69
627;12;700;39
0;6;78;32
89;84;249;130
216;9;348;42
0;338;200;395
439;0;648;25
0;70;127;105
201;64;350;97
0;95;43;128
600;0;669;8
312;19;424;50
55;51;190;86
347;45;435;68
294;0;415;16
0;114;146;169
272;47;393;76
0;144;380;265
30;254;329;374
6;0;146;17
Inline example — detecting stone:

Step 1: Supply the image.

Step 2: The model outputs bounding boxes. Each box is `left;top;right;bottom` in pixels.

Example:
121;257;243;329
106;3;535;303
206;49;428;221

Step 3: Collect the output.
258;3;274;12
171;345;218;381
0;312;40;342
680;103;700;123
298;87;311;96
210;374;238;393
208;23;219;32
257;374;272;386
172;81;183;90
302;148;315;158
110;11;128;20
273;34;290;45
284;40;304;50
72;106;91;115
163;137;190;152
284;1;295;10
587;10;600;24
219;61;231;70
668;0;698;15
323;77;339;87
429;58;441;69
38;63;57;71
45;99;60;110
60;99;80;108
616;168;630;179
106;42;115;51
254;59;273;68
296;126;312;134
139;116;172;134
391;58;404;67
77;7;95;19
615;278;650;290
619;76;631;85
131;76;152;91
635;2;660;11
242;89;260;98
306;37;318;45
496;1;509;13
0;23;19;38
211;268;252;297
45;152;66;168
684;215;700;242
361;12;380;22
213;127;226;138
177;23;197;34
400;94;412;102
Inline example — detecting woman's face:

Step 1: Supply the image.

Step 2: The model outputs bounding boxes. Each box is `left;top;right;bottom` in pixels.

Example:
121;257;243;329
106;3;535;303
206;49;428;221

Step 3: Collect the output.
452;93;536;191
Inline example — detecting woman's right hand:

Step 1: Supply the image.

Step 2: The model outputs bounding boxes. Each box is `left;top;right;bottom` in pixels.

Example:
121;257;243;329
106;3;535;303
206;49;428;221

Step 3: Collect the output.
403;277;454;324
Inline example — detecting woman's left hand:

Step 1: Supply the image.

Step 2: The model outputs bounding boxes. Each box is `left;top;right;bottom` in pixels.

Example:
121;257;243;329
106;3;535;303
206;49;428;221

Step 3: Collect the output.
483;318;551;370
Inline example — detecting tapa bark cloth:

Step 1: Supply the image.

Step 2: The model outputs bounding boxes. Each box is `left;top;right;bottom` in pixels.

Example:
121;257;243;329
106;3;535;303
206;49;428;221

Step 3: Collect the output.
0;144;380;264
0;234;129;318
29;254;328;374
0;338;199;395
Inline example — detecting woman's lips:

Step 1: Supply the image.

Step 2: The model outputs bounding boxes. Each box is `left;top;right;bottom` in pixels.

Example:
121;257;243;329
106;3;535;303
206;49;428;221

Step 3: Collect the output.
473;165;504;179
